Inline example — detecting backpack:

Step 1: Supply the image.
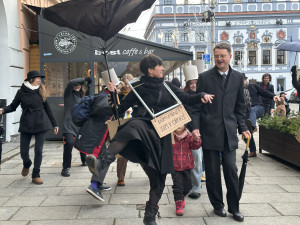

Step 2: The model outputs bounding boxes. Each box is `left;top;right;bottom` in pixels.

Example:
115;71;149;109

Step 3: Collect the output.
71;95;96;127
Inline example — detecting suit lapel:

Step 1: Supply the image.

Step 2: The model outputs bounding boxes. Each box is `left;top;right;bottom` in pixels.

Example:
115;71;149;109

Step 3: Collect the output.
212;67;225;91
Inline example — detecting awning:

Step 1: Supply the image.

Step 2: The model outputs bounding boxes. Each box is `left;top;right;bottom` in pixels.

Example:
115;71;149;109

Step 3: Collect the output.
39;16;193;76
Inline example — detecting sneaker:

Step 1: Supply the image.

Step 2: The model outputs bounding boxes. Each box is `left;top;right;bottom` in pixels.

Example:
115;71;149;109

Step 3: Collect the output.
86;155;99;176
188;192;201;199
117;180;125;186
61;168;70;177
98;183;111;191
86;185;104;201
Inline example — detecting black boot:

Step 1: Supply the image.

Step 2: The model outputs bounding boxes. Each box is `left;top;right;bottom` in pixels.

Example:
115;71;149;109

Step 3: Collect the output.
143;202;159;225
86;151;115;176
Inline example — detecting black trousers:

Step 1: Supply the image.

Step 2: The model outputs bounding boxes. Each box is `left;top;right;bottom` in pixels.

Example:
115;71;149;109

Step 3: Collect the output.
20;131;47;178
203;147;239;213
171;169;192;201
142;165;167;207
63;133;86;169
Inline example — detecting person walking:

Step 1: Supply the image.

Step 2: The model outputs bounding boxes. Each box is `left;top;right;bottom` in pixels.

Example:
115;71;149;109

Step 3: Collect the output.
61;77;92;177
116;73;134;186
85;54;214;225
196;42;251;222
171;124;201;216
243;74;277;157
291;65;300;111
258;73;275;115
0;71;58;184
182;65;204;200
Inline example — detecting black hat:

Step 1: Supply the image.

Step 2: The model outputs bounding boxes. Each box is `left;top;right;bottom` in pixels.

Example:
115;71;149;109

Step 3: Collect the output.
24;71;45;81
171;77;181;88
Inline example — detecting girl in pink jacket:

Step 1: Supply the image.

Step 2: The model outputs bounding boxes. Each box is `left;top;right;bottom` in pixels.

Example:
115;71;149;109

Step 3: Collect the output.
171;124;202;216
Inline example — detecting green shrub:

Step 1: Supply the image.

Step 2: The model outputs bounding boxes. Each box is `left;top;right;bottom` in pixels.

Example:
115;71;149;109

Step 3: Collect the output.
258;112;300;138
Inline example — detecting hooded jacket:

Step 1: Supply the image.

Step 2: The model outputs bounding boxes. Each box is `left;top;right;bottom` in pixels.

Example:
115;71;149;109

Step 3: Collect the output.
172;129;201;171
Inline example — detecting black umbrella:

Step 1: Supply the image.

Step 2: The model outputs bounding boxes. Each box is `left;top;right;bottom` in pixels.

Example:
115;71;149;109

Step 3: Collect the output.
42;0;155;42
43;0;156;122
239;134;250;200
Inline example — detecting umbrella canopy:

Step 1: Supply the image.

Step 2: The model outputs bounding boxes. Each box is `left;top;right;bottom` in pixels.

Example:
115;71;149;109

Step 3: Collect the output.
276;41;300;52
43;0;155;41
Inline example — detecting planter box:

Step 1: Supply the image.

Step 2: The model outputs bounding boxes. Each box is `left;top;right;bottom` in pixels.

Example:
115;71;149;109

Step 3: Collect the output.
259;126;300;167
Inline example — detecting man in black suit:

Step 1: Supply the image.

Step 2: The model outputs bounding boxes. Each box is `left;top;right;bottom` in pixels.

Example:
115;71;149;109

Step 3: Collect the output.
195;42;251;222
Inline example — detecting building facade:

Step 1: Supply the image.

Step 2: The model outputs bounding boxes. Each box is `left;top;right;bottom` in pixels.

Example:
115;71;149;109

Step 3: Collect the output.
0;0;59;141
144;0;300;91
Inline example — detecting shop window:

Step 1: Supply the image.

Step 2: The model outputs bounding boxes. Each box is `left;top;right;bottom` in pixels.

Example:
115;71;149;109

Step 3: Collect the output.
44;62;90;97
197;51;204;60
248;0;256;2
248;50;257;65
234;50;243;66
277;78;285;92
164;0;172;5
276;50;285;65
262;49;271;65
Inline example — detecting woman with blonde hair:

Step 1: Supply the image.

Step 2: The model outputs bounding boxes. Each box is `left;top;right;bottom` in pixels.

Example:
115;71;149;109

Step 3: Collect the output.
0;71;59;184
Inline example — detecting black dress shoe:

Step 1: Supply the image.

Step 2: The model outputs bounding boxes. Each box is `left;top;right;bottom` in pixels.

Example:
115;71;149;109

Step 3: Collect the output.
214;208;227;217
232;212;244;222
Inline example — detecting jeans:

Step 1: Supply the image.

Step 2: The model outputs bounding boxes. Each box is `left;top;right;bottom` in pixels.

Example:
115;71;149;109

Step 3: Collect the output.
20;131;47;177
249;105;265;127
189;147;203;194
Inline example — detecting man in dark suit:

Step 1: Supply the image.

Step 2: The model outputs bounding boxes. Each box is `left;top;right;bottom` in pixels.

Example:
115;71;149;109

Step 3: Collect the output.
195;42;251;222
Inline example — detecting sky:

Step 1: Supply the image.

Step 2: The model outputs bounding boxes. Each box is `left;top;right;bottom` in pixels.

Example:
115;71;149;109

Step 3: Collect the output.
120;2;157;40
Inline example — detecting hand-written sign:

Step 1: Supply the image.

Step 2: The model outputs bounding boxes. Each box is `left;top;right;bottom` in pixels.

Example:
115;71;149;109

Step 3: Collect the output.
151;105;191;138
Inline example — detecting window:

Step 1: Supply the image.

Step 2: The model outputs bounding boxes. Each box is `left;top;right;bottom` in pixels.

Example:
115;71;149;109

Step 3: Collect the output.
233;0;241;2
248;51;257;65
164;0;172;5
165;33;172;42
277;50;285;65
196;32;205;42
197;51;204;60
262;49;271;65
248;0;256;2
180;33;189;42
234;50;243;66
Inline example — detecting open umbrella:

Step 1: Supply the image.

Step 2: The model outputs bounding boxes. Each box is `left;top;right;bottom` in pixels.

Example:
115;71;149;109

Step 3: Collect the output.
42;0;156;122
239;134;250;200
276;41;300;64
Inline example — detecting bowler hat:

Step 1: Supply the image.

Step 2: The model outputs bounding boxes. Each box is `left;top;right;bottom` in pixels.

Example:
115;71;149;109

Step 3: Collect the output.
24;71;45;81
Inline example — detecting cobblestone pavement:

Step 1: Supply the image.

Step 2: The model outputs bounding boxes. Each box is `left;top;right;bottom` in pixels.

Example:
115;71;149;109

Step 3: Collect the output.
0;104;299;225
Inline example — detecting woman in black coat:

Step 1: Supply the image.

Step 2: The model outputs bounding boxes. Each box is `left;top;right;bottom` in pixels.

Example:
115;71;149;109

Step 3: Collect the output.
85;54;213;225
61;77;92;177
0;71;58;184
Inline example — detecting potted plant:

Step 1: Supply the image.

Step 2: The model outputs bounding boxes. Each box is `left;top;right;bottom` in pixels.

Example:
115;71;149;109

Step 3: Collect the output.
258;112;300;167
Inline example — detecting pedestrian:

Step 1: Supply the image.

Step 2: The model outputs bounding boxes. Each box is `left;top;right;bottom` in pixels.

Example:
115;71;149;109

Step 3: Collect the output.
275;94;286;117
258;73;275;115
0;71;59;184
171;77;181;88
196;42;251;222
182;65;204;200
291;65;300;111
0;114;3;171
116;73;134;187
85;54;214;225
61;77;92;177
243;74;277;157
171;124;201;216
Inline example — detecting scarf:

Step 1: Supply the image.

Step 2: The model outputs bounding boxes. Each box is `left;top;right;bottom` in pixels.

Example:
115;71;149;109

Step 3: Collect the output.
174;129;189;141
24;81;39;90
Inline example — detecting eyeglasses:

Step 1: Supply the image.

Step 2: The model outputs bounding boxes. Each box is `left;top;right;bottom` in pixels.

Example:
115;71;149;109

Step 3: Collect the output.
214;55;227;59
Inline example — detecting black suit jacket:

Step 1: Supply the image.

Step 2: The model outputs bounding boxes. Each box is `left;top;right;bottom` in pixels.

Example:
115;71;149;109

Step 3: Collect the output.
197;66;247;151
